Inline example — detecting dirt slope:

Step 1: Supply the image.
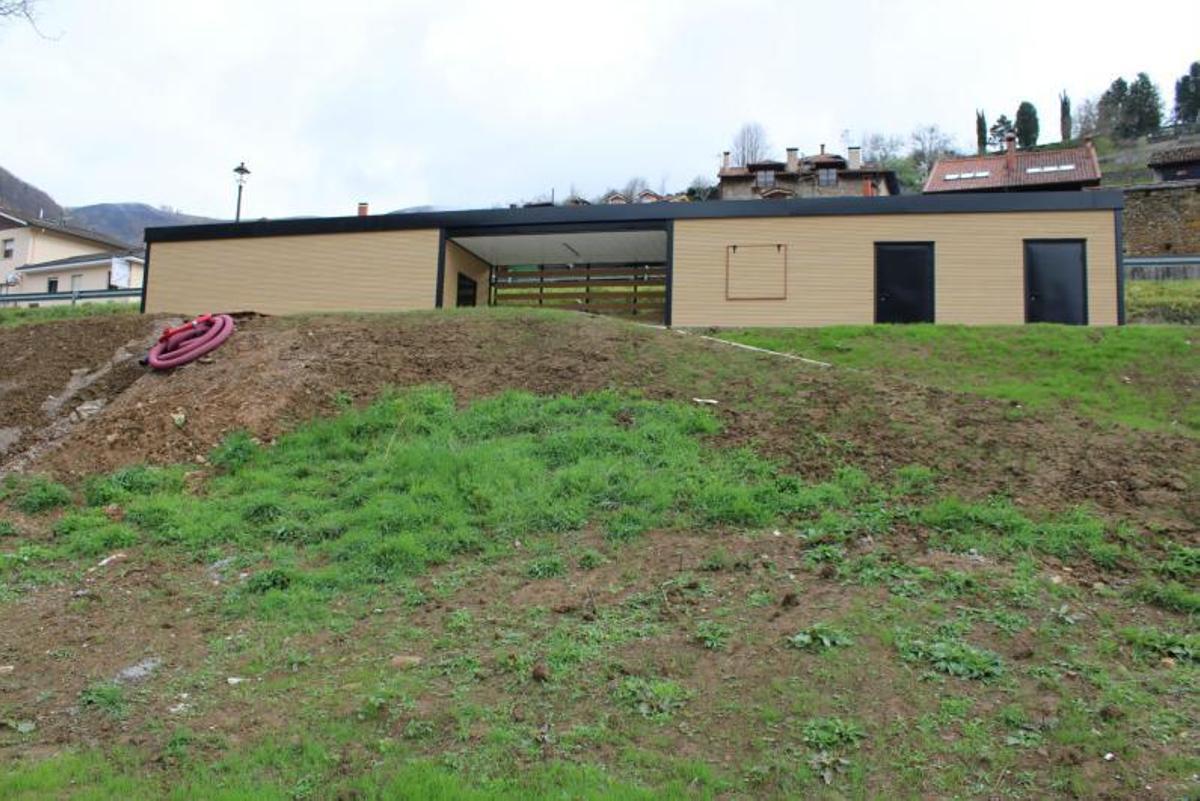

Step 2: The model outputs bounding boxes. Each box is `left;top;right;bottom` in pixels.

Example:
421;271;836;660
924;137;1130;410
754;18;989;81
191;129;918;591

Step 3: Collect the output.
2;310;1195;525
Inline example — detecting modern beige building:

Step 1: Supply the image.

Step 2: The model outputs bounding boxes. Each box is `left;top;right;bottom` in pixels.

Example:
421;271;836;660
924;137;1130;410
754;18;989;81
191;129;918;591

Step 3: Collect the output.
1;208;142;306
143;192;1126;327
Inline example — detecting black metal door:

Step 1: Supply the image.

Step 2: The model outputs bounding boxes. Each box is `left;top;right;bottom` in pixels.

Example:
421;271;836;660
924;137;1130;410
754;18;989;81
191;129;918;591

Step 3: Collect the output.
1025;240;1086;324
875;243;934;323
456;273;478;307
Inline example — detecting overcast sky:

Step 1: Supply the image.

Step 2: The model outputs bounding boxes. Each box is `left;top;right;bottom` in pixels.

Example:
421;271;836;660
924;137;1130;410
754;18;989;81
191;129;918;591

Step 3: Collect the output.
2;0;1197;219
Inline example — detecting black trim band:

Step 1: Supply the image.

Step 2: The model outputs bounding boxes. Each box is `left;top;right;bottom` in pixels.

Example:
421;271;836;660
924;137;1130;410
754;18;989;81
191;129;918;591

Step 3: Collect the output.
139;241;151;313
145;191;1125;245
1114;208;1126;326
435;229;446;309
664;220;674;327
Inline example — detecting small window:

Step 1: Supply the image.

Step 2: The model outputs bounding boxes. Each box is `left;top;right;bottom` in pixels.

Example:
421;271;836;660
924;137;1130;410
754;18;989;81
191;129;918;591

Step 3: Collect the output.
755;170;776;189
47;277;59;293
2;238;13;259
818;168;837;187
70;274;84;292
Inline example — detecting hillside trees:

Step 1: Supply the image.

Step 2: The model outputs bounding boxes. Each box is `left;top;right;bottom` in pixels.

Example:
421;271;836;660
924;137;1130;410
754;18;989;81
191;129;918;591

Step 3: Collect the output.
1174;61;1200;124
1015;101;1039;148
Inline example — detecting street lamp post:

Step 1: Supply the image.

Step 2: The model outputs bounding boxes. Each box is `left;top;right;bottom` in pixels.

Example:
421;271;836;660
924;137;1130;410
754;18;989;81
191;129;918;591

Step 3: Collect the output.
233;162;251;222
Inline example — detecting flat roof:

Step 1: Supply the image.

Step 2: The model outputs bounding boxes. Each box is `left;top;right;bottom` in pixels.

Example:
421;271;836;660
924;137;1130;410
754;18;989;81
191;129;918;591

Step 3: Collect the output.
144;191;1124;244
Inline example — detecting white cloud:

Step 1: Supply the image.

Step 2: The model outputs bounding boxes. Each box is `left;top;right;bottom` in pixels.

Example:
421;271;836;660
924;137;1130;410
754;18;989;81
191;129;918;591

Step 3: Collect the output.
1;0;1196;219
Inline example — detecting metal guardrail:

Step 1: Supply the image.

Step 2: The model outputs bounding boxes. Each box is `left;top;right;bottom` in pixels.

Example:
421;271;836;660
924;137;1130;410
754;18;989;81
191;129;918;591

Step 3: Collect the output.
1124;255;1200;280
0;288;142;305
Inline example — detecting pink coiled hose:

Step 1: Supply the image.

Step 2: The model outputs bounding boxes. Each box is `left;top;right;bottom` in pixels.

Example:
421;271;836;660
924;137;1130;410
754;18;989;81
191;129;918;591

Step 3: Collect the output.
145;313;236;370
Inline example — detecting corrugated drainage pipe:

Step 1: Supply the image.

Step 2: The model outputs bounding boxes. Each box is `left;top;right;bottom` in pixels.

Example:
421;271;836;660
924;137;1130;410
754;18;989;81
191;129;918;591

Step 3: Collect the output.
145;313;236;370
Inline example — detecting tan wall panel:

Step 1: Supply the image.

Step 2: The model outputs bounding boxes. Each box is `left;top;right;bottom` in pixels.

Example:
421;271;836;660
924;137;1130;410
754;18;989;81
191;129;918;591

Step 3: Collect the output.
145;229;440;315
442;241;492;307
672;210;1117;327
31;230;115;265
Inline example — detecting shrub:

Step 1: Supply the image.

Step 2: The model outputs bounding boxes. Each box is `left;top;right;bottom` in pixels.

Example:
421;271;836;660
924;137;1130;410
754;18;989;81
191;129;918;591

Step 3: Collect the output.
694;620;731;651
245;568;293;594
0;521;16;537
787;623;854;652
1120;627;1197;663
801;717;866;750
613;676;690;720
1130;580;1200;615
895;630;1004;680
525;555;565;579
577;549;604;570
13;477;71;514
79;682;125;717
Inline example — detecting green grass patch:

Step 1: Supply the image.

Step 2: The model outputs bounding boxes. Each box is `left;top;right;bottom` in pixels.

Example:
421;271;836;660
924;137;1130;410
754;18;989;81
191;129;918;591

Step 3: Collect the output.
40;387;891;600
0;302;138;328
1127;279;1200;324
716;323;1199;433
3;475;72;514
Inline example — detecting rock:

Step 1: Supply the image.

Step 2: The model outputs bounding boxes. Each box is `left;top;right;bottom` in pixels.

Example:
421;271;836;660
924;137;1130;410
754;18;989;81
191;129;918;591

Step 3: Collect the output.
95;552;127;568
531;662;549;682
226;676;246;685
389;655;423;670
75;399;106;419
116;657;162;684
779;592;799;608
104;504;125;522
105;432;120;444
0;665;14;675
171;410;187;428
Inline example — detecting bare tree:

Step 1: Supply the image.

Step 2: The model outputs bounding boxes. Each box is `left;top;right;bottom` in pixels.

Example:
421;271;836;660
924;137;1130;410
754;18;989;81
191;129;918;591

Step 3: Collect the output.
861;133;905;165
730;123;770;166
1074;98;1099;137
688;175;716;201
621;177;649;200
909;124;956;178
0;1;36;24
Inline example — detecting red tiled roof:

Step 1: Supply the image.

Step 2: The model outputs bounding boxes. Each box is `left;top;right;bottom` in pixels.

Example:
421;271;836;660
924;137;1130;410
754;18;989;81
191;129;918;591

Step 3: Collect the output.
923;143;1101;193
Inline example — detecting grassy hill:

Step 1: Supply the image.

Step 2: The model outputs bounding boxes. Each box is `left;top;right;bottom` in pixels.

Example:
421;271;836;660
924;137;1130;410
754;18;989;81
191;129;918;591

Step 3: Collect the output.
0;309;1196;800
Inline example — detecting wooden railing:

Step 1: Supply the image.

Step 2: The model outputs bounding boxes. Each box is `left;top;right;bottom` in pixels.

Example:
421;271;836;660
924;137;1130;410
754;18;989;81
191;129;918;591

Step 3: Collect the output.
491;263;667;321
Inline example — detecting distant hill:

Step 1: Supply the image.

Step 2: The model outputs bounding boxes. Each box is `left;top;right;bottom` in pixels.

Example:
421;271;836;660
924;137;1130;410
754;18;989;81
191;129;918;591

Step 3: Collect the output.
0;166;65;221
66;203;220;246
0;166;218;247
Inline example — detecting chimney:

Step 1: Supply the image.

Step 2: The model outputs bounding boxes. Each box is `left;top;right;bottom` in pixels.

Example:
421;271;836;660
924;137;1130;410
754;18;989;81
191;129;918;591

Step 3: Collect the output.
847;146;862;171
1005;132;1017;173
721;151;731;171
819;143;826;155
786;147;799;172
357;202;369;217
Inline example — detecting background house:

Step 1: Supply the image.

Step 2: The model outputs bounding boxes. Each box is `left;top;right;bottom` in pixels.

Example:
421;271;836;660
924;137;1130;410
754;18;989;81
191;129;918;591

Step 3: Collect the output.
717;145;899;200
1;207;142;304
1147;145;1200;182
924;134;1102;193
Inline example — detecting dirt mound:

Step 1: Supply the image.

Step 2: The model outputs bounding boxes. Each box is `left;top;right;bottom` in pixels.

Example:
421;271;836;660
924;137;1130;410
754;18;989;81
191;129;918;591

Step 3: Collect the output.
6;310;1197;524
0;315;174;471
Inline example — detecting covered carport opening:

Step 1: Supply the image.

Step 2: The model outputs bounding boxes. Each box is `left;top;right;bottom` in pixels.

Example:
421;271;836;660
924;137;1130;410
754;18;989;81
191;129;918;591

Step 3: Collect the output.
443;221;670;324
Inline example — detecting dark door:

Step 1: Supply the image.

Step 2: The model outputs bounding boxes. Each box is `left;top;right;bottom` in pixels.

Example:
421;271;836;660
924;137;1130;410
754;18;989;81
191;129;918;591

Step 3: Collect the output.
875;243;934;323
456;273;477;307
1025;240;1086;324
